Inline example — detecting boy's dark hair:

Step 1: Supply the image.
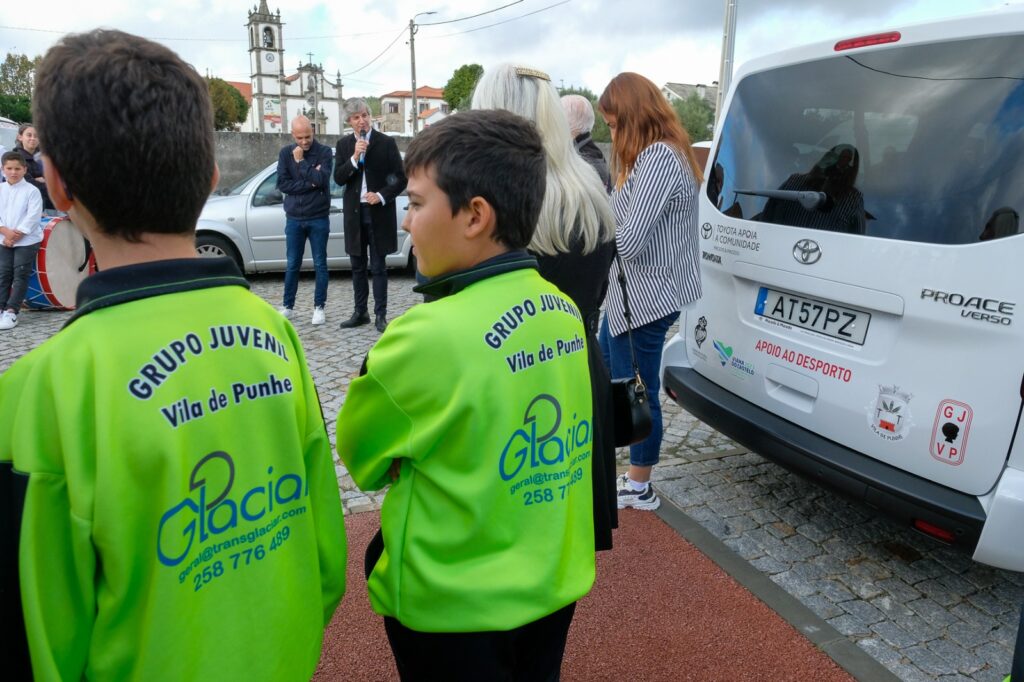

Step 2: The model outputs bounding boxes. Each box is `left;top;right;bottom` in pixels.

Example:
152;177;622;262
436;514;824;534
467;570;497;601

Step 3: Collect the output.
32;30;215;241
1;152;26;167
404;110;545;249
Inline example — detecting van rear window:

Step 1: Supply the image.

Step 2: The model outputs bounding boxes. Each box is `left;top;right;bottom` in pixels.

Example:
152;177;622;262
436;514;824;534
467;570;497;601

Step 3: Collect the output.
708;34;1024;244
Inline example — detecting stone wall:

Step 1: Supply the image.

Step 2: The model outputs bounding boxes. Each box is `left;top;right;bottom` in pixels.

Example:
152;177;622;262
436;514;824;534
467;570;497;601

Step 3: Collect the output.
214;131;612;192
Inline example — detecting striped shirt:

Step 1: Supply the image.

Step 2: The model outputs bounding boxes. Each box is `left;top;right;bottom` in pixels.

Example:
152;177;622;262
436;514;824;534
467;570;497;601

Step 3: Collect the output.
605;141;702;336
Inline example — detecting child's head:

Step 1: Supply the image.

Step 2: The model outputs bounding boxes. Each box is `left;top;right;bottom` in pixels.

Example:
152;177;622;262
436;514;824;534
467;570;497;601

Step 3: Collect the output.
15;125;38;153
32;30;215;242
402;110;545;277
1;152;27;185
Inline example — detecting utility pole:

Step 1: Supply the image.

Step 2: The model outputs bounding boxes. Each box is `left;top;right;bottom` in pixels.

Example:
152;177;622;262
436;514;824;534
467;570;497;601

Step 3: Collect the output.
409;11;436;136
716;0;738;127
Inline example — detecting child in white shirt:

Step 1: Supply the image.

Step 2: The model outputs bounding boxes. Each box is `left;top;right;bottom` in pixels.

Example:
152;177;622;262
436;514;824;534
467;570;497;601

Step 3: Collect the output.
0;151;44;330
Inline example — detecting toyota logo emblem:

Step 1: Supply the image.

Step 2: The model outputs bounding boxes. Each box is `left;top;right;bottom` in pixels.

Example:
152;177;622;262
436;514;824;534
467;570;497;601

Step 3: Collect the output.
793;239;822;265
700;222;713;239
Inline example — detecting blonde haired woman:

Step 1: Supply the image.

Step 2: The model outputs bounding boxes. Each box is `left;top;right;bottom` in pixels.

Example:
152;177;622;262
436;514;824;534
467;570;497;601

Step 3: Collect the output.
598;72;704;510
472;63;620;550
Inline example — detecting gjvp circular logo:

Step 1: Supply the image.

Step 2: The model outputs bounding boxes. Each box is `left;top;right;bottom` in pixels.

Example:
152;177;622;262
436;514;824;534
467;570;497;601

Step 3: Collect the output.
701;222;713;239
792;239;822;264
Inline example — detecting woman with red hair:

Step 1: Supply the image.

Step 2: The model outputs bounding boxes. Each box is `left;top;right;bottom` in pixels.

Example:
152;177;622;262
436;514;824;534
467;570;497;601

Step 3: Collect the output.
598;72;704;510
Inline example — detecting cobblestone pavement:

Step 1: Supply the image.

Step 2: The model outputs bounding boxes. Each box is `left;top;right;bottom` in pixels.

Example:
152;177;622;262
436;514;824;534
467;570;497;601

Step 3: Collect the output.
2;270;1021;681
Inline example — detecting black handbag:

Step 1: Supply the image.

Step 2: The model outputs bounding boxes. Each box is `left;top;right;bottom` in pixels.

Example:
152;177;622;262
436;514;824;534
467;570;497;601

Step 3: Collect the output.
610;253;653;447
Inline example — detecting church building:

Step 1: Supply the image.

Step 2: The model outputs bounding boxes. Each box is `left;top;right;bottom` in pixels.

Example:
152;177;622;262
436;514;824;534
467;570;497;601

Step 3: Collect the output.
238;2;345;134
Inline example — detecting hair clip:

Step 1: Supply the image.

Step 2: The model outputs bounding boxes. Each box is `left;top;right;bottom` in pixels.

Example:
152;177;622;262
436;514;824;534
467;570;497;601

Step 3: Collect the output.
514;67;550;82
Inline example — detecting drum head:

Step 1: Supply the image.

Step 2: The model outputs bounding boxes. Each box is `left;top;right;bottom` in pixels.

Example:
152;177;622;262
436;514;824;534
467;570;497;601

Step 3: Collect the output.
34;217;93;309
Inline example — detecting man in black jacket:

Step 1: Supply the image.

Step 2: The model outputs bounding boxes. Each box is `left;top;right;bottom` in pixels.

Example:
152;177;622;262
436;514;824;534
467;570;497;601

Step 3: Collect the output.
334;98;407;332
277;115;333;325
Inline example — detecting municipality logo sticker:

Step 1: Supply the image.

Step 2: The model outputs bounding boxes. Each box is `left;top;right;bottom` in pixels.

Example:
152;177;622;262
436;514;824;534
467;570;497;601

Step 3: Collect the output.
713;339;732;367
867;384;913;442
694;316;708;348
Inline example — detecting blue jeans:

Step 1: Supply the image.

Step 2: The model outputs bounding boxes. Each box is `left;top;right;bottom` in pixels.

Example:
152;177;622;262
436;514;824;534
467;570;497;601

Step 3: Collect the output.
283;216;329;309
599;311;679;467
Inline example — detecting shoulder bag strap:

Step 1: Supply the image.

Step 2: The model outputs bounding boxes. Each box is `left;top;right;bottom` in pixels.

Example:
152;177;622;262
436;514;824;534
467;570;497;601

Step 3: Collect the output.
614;251;646;392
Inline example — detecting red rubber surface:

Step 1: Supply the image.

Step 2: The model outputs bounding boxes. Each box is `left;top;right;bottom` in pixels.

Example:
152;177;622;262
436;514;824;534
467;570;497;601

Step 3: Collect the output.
316;510;852;681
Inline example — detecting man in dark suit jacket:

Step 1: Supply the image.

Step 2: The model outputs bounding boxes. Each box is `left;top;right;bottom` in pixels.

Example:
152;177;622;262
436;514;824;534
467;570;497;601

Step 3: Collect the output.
334;98;407;332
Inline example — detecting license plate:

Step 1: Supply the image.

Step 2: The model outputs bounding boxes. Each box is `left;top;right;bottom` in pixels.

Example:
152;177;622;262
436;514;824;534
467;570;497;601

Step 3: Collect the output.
754;287;871;345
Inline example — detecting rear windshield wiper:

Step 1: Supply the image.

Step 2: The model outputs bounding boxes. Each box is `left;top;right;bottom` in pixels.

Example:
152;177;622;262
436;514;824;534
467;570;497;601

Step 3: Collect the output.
734;189;827;211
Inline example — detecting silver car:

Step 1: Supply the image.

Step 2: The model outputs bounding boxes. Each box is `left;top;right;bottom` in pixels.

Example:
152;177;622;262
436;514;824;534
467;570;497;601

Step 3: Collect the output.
195;160;412;273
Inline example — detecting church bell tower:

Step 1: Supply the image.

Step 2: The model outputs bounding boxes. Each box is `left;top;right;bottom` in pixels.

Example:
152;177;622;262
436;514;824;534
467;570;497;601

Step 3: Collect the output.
247;1;285;132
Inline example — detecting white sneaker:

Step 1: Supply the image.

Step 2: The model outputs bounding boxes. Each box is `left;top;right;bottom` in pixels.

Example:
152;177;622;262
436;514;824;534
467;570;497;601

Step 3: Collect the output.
278;306;293;319
311;307;326;325
617;481;661;511
0;310;17;330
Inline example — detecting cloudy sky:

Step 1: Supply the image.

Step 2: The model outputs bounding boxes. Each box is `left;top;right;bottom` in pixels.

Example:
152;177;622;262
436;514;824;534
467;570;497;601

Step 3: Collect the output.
0;0;1010;98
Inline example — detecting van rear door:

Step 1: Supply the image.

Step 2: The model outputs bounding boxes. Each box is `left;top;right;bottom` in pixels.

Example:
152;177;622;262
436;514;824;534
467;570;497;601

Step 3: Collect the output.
697;29;1024;497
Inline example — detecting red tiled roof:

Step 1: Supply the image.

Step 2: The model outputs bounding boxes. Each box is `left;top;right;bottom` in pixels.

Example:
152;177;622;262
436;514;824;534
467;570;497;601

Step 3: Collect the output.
226;81;253;104
380;86;444;100
418;107;439;119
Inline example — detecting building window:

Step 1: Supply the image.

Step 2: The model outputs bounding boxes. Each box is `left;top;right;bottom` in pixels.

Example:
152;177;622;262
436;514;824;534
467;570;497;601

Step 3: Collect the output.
388;102;399;114
441;104;449;114
419;102;429;113
263;27;275;48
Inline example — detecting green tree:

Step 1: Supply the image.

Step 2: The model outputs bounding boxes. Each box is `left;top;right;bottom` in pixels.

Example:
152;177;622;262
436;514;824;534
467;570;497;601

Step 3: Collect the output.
0;53;40;99
227;85;249;126
672;92;714;143
557;85;609;143
206;78;248;131
364;96;381;116
0;94;32;122
443;64;483;112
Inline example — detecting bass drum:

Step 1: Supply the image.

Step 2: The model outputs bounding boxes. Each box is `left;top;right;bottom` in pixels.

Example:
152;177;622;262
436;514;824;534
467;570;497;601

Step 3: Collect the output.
24;216;97;310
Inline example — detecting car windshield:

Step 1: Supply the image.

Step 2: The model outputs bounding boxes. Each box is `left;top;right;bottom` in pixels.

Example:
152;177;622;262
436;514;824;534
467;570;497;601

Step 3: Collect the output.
709;33;1024;244
0;126;17;152
223;168;265;196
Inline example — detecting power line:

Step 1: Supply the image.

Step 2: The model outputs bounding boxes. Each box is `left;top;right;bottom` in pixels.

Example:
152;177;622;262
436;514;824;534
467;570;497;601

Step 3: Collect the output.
427;0;572;38
339;26;407;77
418;1;524;26
0;24;401;43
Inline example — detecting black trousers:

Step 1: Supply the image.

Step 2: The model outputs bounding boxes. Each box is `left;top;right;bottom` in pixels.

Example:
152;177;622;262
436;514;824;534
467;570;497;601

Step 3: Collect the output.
351;206;388;316
365;531;576;682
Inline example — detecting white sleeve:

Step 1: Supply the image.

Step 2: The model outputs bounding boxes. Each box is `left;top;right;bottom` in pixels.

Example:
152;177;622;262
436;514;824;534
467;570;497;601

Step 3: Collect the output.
15;186;43;234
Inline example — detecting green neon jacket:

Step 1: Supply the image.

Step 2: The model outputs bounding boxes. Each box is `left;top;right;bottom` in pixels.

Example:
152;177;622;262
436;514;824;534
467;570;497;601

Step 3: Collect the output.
338;252;596;632
0;258;346;681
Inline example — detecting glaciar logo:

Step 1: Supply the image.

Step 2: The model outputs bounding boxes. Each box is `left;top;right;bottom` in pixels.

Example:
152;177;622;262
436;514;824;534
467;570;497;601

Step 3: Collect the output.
156;451;306;567
499;394;591;481
702;251;722;264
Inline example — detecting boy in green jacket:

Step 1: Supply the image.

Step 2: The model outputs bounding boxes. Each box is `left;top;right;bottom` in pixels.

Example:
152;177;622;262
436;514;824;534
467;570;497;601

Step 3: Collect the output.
0;30;346;681
337;109;596;680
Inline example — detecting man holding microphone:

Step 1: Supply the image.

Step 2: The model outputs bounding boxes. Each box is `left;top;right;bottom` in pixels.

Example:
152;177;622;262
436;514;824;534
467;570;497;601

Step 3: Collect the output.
334;98;407;332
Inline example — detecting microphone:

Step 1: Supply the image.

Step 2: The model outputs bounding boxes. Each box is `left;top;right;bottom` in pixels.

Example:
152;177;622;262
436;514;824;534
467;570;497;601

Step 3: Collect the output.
358;130;367;165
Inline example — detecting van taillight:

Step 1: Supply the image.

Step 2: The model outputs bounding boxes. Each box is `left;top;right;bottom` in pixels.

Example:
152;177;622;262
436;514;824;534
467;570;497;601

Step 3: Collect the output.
913;519;956;544
834;32;901;51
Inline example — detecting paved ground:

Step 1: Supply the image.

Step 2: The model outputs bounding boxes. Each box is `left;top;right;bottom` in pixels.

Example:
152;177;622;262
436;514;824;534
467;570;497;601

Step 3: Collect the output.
3;269;1022;681
316;509;853;681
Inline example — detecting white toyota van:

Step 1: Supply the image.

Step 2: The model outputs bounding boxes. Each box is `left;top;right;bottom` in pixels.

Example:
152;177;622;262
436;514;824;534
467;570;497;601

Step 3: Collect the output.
662;8;1024;570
